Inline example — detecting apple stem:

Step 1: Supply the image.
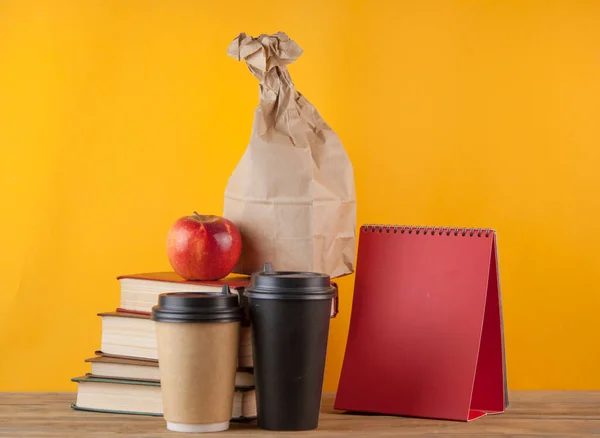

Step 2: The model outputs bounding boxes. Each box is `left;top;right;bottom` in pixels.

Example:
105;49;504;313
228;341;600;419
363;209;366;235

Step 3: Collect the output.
193;211;202;219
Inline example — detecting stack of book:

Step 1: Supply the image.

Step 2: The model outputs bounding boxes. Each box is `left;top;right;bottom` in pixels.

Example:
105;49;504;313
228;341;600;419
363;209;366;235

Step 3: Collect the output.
71;272;258;421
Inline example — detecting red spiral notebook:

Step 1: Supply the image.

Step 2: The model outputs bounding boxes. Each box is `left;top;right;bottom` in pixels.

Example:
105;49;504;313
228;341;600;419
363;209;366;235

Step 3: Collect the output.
334;224;508;422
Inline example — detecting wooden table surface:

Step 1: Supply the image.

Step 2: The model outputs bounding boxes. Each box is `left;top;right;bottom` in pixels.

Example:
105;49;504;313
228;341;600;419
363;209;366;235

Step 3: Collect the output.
1;391;599;437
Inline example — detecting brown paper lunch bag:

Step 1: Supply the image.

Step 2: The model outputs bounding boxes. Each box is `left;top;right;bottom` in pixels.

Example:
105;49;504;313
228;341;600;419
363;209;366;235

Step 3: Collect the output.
223;32;356;279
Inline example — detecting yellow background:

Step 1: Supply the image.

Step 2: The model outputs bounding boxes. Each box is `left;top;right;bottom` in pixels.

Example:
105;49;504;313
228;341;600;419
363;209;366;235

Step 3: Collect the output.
1;0;599;392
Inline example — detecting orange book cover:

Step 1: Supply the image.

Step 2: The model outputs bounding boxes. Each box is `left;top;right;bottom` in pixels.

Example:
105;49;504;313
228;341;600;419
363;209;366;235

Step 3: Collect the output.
116;271;251;289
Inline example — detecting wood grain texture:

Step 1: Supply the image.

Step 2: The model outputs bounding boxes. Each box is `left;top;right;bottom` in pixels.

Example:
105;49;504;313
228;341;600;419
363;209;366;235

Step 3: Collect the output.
1;392;599;437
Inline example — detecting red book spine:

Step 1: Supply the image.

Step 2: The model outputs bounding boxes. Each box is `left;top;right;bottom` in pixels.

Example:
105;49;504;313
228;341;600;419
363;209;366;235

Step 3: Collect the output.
115;308;150;316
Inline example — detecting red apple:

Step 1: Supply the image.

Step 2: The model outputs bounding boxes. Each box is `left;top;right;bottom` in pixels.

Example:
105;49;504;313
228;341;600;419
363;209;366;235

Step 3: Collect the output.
166;212;242;280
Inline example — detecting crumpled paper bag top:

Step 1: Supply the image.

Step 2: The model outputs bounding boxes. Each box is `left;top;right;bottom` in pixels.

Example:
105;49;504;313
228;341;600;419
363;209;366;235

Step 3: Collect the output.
223;32;356;278
227;32;302;81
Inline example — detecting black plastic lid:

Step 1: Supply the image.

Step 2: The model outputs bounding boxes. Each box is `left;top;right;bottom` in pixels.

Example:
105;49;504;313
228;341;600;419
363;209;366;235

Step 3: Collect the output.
244;263;337;301
151;285;243;323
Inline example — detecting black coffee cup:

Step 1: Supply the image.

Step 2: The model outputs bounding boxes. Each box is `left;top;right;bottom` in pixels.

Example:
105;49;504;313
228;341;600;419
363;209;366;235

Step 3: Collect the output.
244;263;337;431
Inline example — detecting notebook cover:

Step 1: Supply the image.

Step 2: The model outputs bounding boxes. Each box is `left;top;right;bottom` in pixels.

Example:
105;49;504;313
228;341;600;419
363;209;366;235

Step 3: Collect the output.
70;404;162;417
90;352;255;374
116;272;251;289
81;374;255;389
85;355;158;367
97;311;150;320
334;225;505;422
84;372;159;382
71;375;159;386
70;404;257;422
72;375;255;390
93;351;158;363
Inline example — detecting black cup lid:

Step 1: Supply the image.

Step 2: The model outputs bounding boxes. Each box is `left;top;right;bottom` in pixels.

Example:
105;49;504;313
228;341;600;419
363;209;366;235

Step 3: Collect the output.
244;263;337;300
151;285;243;323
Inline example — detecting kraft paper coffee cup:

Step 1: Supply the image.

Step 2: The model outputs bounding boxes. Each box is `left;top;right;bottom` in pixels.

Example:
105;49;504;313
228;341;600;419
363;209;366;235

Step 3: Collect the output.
151;286;243;433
